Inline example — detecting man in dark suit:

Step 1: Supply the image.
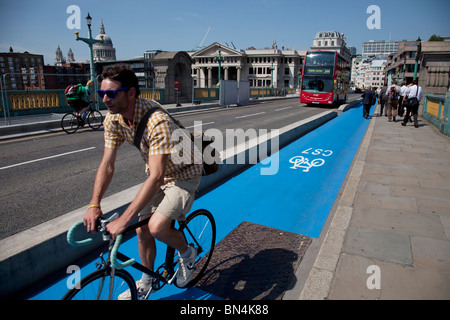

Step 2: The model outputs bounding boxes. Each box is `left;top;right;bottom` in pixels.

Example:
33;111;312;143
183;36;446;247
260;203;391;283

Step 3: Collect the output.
361;86;375;119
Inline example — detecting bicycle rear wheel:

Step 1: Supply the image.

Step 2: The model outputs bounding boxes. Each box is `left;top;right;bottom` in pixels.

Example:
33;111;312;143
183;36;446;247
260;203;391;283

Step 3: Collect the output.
175;209;216;288
87;110;103;130
62;268;137;300
61;113;79;134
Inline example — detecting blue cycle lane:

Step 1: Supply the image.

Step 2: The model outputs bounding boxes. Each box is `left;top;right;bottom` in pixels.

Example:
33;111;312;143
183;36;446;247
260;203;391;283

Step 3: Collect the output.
31;103;370;300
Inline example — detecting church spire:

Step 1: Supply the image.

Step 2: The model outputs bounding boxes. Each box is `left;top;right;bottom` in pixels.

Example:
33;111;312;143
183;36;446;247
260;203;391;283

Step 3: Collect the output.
55;45;65;66
67;47;75;63
100;19;105;34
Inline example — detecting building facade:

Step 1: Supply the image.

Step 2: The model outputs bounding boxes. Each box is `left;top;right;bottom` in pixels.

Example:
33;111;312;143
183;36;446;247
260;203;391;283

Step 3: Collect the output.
93;20;116;62
384;39;422;86
190;42;303;89
43;63;90;89
362;40;399;57
152;51;193;103
418;40;450;96
0;50;45;90
351;56;386;89
310;31;352;61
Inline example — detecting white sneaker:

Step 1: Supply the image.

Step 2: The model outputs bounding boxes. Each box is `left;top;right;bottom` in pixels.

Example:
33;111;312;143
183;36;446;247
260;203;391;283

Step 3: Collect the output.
118;279;152;300
176;245;198;287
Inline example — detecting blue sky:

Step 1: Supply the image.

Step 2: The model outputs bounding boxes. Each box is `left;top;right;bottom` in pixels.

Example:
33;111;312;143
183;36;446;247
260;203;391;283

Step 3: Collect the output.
1;0;449;64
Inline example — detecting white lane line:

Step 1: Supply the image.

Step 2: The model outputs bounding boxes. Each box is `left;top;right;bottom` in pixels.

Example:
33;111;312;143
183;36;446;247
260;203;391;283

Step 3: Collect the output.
275;106;293;111
235;112;266;119
0;147;96;171
185;121;216;129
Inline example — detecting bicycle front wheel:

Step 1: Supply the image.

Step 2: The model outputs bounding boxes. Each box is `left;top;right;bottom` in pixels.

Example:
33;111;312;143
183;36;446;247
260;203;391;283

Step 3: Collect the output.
61;113;79;134
176;209;216;288
87;110;103;130
62;268;137;300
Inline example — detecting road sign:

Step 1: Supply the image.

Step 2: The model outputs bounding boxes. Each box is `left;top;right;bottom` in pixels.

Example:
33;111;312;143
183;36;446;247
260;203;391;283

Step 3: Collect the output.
174;80;181;92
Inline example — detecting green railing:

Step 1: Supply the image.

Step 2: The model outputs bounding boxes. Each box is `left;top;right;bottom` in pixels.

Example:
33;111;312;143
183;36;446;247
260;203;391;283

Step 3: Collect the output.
422;93;450;136
194;87;219;102
0;88;165;117
249;87;295;98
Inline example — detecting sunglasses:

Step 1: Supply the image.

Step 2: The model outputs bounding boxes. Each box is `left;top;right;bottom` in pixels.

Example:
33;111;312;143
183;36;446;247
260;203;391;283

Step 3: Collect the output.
97;87;131;99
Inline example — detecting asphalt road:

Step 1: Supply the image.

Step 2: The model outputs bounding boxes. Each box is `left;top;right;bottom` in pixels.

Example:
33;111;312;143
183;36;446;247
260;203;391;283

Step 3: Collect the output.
0;96;357;239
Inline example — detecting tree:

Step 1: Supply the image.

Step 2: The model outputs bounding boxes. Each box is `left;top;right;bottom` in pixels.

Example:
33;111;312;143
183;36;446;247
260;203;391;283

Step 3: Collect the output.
428;34;444;41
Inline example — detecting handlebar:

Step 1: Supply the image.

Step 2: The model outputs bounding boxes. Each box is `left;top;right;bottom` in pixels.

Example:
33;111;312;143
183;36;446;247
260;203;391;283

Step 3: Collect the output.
67;220;94;247
66;212;135;269
110;234;136;270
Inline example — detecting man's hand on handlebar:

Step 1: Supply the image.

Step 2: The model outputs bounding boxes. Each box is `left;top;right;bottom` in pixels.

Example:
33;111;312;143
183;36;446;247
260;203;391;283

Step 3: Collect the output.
105;217;128;240
83;207;104;233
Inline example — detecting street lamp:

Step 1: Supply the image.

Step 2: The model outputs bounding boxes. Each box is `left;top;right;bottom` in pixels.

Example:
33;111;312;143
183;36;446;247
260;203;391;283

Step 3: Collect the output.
402;55;406;83
269;63;275;95
86;13;92;28
413;36;421;80
214;47;224;87
75;13;103;86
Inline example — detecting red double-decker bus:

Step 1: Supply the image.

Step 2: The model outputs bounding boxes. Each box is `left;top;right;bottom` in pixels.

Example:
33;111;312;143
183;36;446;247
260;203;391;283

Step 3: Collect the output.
300;50;350;106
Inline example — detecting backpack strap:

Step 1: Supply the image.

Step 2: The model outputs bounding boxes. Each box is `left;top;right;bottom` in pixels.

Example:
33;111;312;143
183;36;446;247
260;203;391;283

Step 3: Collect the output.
133;107;158;151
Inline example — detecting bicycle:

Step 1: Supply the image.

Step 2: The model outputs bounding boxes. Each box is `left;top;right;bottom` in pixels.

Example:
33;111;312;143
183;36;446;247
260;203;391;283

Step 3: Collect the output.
61;103;103;134
62;209;216;300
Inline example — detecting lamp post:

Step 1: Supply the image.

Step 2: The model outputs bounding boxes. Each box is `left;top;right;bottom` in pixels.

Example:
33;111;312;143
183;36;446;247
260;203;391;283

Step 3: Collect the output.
214;47;224;87
413;37;422;80
75;13;103;85
402;56;406;83
269;63;275;95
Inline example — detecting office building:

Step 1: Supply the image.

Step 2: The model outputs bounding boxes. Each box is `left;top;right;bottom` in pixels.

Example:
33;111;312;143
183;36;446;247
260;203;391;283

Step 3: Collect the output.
362;40;399;57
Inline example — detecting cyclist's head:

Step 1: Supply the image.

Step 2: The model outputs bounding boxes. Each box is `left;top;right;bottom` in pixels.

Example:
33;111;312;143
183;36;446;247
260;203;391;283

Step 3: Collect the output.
101;64;140;98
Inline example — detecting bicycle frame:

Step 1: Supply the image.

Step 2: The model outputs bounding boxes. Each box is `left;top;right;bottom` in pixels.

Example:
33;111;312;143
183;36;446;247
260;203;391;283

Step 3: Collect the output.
67;214;198;294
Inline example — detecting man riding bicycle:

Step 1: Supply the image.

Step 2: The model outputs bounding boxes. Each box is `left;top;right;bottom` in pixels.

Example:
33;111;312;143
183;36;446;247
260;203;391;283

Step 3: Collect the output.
65;81;98;123
82;64;202;299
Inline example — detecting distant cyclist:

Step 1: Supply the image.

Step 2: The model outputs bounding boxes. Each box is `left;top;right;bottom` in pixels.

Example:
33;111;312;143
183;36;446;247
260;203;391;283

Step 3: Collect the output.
65;81;98;123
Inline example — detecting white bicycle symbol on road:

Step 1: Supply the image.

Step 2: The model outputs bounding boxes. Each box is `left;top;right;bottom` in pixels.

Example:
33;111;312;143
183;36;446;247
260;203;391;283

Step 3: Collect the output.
289;156;325;172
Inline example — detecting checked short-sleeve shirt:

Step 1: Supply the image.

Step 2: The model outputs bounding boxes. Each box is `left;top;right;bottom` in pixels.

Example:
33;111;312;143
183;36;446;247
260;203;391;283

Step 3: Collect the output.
103;98;202;186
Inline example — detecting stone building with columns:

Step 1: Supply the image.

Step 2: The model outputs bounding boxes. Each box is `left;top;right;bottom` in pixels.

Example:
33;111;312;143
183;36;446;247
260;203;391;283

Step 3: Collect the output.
189;42;304;89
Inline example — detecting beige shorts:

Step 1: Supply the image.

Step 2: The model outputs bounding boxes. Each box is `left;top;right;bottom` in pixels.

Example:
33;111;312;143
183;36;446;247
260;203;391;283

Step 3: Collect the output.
139;175;202;221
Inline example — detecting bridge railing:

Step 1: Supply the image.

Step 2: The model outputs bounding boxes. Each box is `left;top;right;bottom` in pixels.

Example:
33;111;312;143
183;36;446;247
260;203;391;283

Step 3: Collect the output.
422;92;450;136
0;73;164;122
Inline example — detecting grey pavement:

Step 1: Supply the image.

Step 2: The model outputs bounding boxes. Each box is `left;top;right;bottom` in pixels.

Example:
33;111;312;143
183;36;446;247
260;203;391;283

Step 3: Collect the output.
297;105;450;300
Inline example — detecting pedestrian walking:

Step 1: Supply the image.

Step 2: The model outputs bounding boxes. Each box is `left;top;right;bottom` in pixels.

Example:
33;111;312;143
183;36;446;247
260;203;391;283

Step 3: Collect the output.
378;83;388;117
398;81;407;117
386;80;401;122
361;86;374;119
401;80;423;128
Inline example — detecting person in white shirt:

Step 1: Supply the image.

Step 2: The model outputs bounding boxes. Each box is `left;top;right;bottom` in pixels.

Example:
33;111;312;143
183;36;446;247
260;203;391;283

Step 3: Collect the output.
401;80;423;128
398;82;408;117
